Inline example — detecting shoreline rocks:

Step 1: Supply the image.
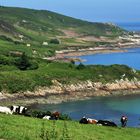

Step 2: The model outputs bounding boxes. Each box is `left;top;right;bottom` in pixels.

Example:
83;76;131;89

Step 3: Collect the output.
1;78;140;105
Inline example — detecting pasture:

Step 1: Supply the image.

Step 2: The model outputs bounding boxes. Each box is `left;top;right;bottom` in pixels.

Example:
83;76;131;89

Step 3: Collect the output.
0;114;139;140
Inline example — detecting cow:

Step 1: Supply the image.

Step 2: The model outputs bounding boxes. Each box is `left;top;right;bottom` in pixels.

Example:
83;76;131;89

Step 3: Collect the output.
97;120;117;127
10;105;19;113
19;106;28;114
43;112;60;120
0;106;13;114
79;117;88;124
10;105;27;115
80;117;98;124
87;118;98;124
42;115;51;120
50;112;60;120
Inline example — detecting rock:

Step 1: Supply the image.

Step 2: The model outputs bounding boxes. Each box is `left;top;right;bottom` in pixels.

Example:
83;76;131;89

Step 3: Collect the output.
87;80;93;88
42;42;48;46
26;44;31;47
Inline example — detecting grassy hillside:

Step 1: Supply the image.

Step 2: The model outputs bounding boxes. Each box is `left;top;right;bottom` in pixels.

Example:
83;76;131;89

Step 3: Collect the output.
0;6;127;58
0;54;139;93
0;6;125;37
0;114;139;140
0;6;136;94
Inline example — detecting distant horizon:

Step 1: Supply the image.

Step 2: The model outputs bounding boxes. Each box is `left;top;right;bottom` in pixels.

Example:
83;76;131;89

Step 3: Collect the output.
0;0;140;23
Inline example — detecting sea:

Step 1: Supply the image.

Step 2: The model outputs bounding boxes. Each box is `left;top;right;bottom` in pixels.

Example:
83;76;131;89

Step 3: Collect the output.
30;23;140;127
117;22;140;32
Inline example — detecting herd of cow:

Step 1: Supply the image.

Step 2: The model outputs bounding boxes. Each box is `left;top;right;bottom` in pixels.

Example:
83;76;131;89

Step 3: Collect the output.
0;105;127;127
0;105;62;120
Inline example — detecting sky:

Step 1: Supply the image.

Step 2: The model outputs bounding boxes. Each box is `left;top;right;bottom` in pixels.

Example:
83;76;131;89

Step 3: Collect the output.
0;0;140;23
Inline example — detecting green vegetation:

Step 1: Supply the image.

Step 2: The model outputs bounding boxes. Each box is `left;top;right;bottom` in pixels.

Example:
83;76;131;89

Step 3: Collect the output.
0;114;139;140
0;54;139;94
50;38;61;44
0;6;139;140
24;110;71;121
0;6;127;59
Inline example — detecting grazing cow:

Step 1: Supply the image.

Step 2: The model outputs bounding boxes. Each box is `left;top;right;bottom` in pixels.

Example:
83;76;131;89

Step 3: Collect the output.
87;118;98;124
43;115;51;120
10;105;19;113
0;106;13;114
10;105;27;114
19;106;27;114
79;117;88;124
97;120;117;127
50;112;60;120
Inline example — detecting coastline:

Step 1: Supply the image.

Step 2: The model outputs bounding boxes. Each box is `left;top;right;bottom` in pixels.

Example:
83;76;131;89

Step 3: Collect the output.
1;79;140;106
1;41;140;106
47;43;140;62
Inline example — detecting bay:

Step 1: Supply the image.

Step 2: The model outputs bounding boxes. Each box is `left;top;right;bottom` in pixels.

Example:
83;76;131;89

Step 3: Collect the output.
30;94;140;127
76;47;140;70
30;24;140;128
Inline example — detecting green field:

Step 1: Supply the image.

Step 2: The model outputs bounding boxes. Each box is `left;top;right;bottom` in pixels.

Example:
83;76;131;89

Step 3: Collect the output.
0;53;139;94
0;114;139;140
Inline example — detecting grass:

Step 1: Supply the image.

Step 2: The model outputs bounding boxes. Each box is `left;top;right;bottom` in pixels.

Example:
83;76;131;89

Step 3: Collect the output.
0;6;129;71
0;6;127;52
0;55;140;93
0;114;139;140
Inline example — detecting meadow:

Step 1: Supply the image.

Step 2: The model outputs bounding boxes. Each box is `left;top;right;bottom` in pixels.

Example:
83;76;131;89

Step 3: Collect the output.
0;114;139;140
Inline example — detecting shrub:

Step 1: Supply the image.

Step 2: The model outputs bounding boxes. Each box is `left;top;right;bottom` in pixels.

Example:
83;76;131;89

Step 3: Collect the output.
0;55;15;65
25;110;52;118
59;114;71;121
28;60;39;70
46;49;55;57
15;53;31;70
50;38;61;44
76;63;86;70
0;35;13;42
15;53;39;70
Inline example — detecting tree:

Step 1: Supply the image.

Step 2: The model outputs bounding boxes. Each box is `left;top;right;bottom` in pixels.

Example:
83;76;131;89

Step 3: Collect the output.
16;52;30;70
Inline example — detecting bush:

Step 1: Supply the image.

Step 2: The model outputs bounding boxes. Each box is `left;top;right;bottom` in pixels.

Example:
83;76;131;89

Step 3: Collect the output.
0;35;14;42
15;53;39;70
50;38;61;44
0;55;15;65
76;63;86;70
25;110;52;118
0;76;35;93
46;49;55;57
24;110;71;120
15;53;31;70
28;60;39;70
59;114;72;121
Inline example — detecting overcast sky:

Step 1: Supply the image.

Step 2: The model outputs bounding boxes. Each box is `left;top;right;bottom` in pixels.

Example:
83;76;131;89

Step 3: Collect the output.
0;0;140;23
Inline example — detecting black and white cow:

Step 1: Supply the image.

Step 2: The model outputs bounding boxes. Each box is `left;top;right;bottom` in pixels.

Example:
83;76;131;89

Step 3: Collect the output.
0;106;13;114
10;105;27;114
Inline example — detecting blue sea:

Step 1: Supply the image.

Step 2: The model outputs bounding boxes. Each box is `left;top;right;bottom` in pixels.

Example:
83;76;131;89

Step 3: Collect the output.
30;23;140;127
74;23;140;69
117;22;140;31
76;47;140;70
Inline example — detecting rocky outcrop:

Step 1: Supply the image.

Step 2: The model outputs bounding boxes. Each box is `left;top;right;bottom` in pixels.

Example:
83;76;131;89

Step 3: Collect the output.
20;78;140;96
44;78;140;94
1;78;140;105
